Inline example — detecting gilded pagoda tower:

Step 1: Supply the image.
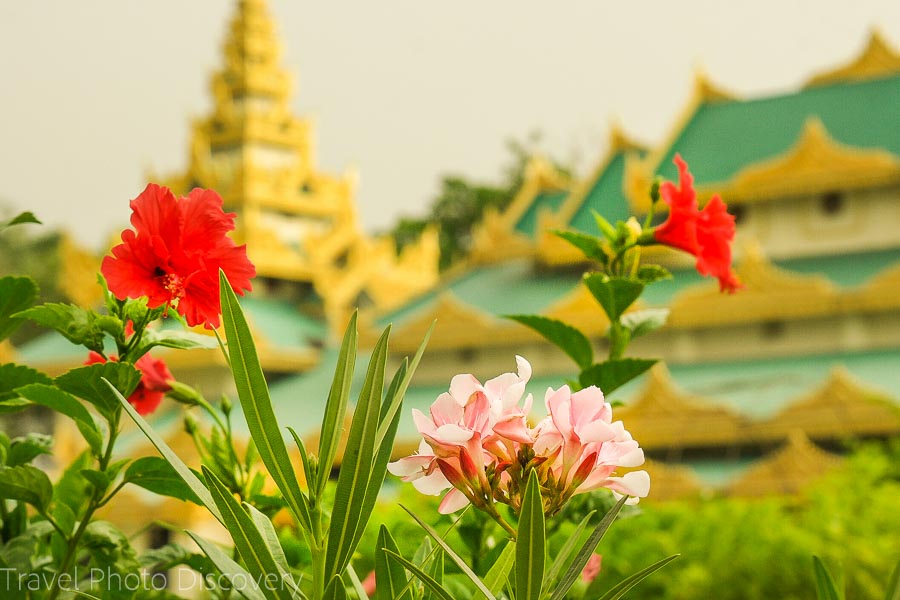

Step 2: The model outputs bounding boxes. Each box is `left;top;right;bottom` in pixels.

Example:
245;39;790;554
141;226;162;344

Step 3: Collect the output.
159;0;438;327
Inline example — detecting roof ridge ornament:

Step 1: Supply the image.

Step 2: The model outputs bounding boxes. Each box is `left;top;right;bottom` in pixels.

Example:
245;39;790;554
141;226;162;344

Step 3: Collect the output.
805;29;900;88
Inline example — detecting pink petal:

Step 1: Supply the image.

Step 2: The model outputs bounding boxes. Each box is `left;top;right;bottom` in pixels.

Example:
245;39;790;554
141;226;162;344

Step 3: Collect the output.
438;488;470;514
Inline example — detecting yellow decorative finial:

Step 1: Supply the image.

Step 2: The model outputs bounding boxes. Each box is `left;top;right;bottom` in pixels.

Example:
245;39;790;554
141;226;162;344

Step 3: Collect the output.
806;29;900;87
691;67;736;103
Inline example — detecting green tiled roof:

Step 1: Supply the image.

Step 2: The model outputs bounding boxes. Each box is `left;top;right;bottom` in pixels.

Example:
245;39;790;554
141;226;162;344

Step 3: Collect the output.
777;247;900;288
655;74;900;183
514;190;568;238
239;296;327;349
568;152;641;234
377;259;580;329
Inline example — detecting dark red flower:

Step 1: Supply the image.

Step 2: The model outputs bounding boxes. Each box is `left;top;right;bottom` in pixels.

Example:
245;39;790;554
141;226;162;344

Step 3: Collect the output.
653;155;741;293
85;352;174;416
102;184;256;328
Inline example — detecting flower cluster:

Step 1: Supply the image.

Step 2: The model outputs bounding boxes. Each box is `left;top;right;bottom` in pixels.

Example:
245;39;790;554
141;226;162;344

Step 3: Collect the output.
102;184;256;329
85;351;173;415
388;357;649;520
652;154;741;293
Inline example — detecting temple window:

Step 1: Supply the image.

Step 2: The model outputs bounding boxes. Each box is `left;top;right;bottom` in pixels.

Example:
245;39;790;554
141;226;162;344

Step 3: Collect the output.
820;191;845;216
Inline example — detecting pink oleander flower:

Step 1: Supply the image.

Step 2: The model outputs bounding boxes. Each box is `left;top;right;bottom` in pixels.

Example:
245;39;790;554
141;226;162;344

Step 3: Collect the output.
389;356;650;519
533;385;649;510
582;553;603;583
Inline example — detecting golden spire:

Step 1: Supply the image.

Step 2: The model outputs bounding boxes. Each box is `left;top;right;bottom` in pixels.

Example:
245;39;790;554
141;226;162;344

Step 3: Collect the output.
806;29;900;88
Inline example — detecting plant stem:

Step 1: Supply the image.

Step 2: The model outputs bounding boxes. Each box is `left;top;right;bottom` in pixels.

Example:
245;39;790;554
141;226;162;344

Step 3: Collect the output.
48;412;121;600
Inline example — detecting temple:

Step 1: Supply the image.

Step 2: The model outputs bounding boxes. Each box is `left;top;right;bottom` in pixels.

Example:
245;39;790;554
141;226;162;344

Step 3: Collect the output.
12;0;900;515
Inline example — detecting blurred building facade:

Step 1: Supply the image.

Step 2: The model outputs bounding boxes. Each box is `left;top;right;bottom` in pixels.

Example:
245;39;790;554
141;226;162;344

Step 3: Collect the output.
12;0;900;518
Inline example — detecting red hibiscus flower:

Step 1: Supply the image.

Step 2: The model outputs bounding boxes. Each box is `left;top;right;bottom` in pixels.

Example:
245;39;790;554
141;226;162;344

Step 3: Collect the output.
86;352;174;416
653;155;741;293
101;184;256;328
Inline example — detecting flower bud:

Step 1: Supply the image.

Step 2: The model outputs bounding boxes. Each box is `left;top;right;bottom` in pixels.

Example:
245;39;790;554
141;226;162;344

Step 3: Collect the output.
167;381;203;406
183;412;199;436
220;394;233;416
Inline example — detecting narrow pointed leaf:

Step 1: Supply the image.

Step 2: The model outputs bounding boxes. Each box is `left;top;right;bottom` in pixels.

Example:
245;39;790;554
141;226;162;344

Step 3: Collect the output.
401;506;497;600
385;551;455;600
553;230;609;265
203;466;295;600
352;361;407;558
473;541;514;600
545;511;595;588
375;322;433;448
813;556;843;600
187;532;269;600
109;378;222;522
507;315;593;370
317;311;358;496
516;471;545;600
287;426;315;491
219;270;313;534
245;502;290;575
424;549;444;600
597;555;680;600
376;525;411;600
346;564;370;600
548;495;628;600
884;560;900;600
323;575;348;600
325;327;389;579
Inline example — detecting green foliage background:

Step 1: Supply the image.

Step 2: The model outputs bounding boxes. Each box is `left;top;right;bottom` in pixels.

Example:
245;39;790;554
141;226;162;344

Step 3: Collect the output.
355;441;899;599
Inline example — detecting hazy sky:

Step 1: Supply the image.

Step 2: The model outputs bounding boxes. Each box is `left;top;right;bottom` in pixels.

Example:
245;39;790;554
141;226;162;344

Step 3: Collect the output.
2;1;899;251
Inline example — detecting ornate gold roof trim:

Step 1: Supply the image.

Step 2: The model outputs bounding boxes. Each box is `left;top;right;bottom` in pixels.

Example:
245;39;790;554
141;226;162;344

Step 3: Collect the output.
755;367;900;441
379;292;538;354
726;431;840;497
667;242;837;328
470;157;569;264
705;118;900;204
624;69;737;214
616;365;749;450
806;30;900;88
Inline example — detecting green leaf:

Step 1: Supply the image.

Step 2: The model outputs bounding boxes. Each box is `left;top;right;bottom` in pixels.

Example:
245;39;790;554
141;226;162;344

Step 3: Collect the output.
15;383;103;455
202;466;295;600
317;311;358;497
57;362;141;420
544;511;595;588
6;433;53;467
507;315;593;370
385;551;456;600
0;276;39;341
123;456;203;504
0;363;52;400
591;212;618;241
401;507;497;600
323;575;349;600
516;471;545;600
219;270;313;535
287;426;315;496
375;320;432;448
578;358;657;394
346;564;371;600
0;398;29;414
138;328;220;352
245;502;290;576
620;308;669;339
15;303;106;352
636;264;672;285
553;230;609;265
473;541;515;600
548;495;628;600
596;554;680;600
0;465;53;512
2;211;41;228
425;548;444;600
813;556;844;600
582;274;644;322
187;532;269;600
108;378;223;522
885;560;900;600
375;525;411;600
325;326;390;580
80;469;110;494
